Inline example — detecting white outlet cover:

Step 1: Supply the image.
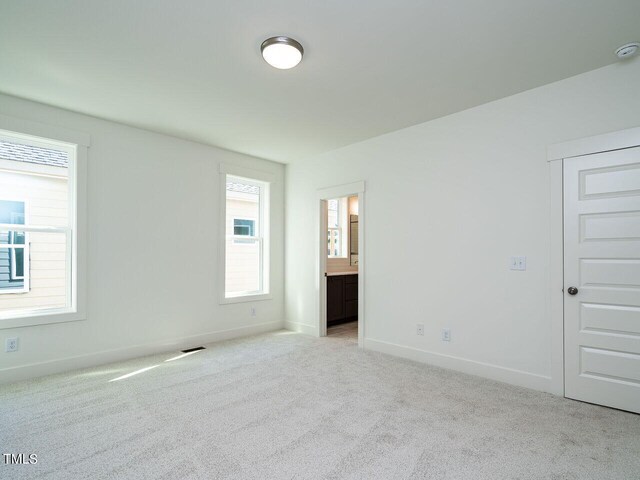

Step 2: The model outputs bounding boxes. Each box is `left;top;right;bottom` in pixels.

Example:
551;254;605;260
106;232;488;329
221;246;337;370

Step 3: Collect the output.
5;337;19;352
416;324;424;335
442;329;451;342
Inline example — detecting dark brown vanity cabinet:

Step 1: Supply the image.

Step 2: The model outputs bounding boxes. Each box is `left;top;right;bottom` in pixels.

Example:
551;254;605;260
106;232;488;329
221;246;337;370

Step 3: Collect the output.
327;274;358;326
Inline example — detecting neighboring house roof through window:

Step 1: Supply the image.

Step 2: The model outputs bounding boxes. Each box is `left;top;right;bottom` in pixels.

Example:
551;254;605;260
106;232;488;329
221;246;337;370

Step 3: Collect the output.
226;181;259;194
0;140;68;168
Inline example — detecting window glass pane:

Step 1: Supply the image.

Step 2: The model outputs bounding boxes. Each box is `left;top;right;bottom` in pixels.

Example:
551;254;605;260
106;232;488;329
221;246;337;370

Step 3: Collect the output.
226;178;262;296
0;200;25;224
233;219;255;236
0;138;73;318
225;237;261;295
0;231;68;314
0;141;69;227
10;231;26;245
327;199;339;228
0;203;27;279
13;248;24;278
327;198;347;257
0;246;24;291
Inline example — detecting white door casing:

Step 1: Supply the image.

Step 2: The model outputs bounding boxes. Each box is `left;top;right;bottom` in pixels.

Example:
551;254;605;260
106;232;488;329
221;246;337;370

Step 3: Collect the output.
564;146;640;413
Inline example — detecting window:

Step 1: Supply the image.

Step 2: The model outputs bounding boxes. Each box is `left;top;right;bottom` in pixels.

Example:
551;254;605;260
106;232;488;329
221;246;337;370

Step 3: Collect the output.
327;198;347;258
0;130;78;324
0;200;28;293
223;174;270;300
233;218;256;244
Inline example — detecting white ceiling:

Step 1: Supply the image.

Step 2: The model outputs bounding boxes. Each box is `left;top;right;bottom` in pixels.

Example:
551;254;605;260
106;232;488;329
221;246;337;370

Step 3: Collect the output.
0;1;638;163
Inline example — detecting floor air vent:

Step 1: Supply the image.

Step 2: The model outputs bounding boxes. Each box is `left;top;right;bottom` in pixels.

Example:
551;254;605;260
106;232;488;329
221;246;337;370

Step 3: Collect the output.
181;346;205;353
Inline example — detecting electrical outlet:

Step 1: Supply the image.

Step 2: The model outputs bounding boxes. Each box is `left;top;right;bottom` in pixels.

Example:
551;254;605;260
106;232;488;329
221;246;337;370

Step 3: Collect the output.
441;329;451;342
416;324;424;336
250;307;256;317
5;337;18;353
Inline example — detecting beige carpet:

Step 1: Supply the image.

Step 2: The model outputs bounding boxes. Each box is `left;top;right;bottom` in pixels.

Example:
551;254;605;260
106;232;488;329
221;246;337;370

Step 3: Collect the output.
1;331;639;479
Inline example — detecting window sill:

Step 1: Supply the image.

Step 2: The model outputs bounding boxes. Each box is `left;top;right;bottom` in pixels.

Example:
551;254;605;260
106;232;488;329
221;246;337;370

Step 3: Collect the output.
219;293;273;305
0;308;86;329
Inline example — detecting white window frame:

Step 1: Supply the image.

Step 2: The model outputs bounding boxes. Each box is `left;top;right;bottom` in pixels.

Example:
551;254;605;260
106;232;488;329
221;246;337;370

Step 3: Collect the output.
0;116;89;330
9;238;28;282
219;164;273;304
0;201;29;293
9;211;27;282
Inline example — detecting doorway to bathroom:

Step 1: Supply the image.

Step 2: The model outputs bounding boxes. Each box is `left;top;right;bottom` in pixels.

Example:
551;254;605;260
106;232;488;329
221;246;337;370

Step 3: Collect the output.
325;195;359;342
317;182;365;347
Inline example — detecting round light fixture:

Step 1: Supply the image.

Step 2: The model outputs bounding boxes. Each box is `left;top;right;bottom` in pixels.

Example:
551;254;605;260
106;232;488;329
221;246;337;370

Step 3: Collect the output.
616;42;639;59
261;36;303;69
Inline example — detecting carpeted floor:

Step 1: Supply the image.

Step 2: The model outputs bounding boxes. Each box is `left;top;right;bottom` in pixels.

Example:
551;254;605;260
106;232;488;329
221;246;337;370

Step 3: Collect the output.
1;330;639;480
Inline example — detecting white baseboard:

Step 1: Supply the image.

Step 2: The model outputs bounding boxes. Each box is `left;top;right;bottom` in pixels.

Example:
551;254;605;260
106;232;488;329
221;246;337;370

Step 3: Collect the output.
364;338;557;394
0;320;283;385
284;320;318;337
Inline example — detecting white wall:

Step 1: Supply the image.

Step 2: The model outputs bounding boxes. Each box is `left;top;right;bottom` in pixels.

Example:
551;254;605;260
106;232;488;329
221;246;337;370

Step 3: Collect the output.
285;57;640;394
0;93;285;383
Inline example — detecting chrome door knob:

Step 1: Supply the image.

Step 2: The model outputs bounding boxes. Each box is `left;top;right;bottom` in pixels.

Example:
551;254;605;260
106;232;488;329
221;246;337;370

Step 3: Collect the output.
567;287;579;295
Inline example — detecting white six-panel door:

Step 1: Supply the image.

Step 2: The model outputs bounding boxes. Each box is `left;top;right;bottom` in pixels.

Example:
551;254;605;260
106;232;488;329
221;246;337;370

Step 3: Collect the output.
564;147;640;413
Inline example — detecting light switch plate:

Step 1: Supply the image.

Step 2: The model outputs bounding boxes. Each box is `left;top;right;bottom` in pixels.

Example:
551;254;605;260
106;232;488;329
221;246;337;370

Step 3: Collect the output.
510;256;526;271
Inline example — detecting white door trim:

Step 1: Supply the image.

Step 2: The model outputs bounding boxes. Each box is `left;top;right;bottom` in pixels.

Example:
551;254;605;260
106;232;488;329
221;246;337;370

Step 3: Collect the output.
548;126;640;162
547;125;640;398
317;181;365;347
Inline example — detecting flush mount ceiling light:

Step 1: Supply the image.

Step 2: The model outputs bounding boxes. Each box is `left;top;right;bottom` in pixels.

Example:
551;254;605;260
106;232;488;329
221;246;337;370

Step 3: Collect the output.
261;36;304;69
616;42;639;59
